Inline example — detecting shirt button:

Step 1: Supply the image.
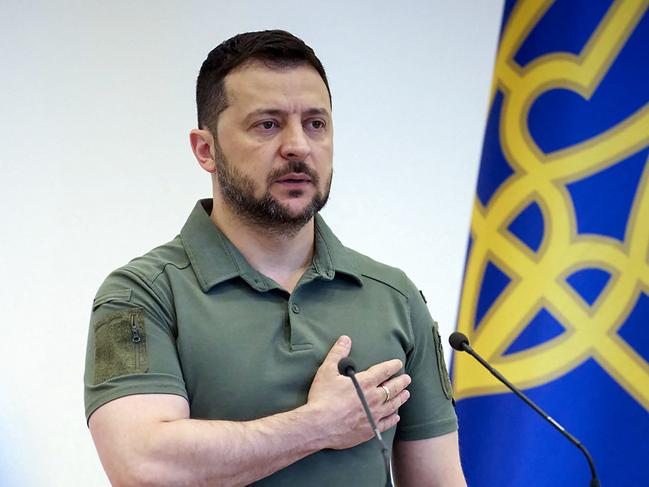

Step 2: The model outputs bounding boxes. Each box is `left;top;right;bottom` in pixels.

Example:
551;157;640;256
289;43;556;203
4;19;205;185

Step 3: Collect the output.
327;270;334;278
291;303;300;314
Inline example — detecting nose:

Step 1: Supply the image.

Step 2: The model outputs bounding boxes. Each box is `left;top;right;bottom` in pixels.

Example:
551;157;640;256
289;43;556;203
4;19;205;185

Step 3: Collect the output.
279;120;311;161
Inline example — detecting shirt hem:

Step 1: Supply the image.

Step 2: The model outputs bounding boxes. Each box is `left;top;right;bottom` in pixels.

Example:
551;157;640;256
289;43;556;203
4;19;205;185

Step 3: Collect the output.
85;383;188;423
394;416;458;441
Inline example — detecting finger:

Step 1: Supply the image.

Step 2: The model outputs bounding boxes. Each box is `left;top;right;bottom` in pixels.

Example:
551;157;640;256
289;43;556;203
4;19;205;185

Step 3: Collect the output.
323;335;352;371
379;374;412;401
360;359;403;386
378;389;410;418
377;412;400;433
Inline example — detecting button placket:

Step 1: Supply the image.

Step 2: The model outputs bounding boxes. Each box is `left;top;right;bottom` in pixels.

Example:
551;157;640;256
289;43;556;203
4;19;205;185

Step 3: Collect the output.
287;295;311;350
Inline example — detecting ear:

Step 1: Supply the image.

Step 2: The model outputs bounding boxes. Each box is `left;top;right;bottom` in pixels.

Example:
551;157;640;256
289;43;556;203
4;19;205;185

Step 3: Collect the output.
189;129;217;173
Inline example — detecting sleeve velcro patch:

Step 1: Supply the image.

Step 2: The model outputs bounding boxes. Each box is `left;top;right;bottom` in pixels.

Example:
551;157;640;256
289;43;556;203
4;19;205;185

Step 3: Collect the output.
433;325;453;400
94;308;148;385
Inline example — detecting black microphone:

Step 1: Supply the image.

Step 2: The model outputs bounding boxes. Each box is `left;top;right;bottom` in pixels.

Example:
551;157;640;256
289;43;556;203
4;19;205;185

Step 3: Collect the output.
337;357;356;377
449;332;600;487
338;357;392;487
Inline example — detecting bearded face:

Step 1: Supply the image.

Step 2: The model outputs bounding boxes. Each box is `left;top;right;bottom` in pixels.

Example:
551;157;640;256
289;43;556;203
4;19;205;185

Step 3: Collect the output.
215;145;332;236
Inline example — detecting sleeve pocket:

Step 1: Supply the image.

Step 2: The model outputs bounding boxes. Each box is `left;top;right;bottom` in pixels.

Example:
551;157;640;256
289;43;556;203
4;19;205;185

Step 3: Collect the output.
93;308;148;385
433;322;453;400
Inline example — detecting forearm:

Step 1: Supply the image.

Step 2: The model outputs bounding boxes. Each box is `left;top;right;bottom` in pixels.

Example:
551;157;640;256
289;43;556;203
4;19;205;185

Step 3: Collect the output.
97;404;325;487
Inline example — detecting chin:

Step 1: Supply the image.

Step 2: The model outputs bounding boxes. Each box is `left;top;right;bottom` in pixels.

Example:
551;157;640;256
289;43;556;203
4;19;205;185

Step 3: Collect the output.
282;203;313;217
277;192;311;207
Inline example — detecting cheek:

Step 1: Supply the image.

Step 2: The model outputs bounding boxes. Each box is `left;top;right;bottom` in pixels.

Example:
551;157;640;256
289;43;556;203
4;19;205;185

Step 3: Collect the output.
236;144;265;163
314;141;333;165
319;153;334;180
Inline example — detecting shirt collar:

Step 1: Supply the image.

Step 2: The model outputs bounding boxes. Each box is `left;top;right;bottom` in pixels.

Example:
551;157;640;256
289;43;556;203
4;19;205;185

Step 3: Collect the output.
312;214;363;286
180;199;362;293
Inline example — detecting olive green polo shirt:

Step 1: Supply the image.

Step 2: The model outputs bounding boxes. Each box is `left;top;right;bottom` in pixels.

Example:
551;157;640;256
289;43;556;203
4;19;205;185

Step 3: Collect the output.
84;199;457;486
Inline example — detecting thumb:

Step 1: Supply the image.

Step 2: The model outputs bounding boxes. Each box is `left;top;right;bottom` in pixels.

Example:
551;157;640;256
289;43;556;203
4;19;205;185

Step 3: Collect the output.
323;335;352;370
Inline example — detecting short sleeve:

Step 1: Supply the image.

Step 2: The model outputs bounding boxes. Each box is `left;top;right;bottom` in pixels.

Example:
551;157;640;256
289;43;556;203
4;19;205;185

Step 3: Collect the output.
395;279;457;441
84;267;187;422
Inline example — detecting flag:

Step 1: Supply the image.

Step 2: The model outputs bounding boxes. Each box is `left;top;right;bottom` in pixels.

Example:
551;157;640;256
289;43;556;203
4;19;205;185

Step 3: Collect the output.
452;1;649;485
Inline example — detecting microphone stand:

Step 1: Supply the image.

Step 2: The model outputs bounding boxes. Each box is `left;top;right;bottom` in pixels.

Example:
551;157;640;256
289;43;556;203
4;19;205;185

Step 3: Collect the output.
348;372;393;487
450;332;600;487
339;358;393;487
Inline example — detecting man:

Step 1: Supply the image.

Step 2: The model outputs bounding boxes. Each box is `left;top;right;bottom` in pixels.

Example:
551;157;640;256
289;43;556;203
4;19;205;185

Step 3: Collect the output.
84;30;465;486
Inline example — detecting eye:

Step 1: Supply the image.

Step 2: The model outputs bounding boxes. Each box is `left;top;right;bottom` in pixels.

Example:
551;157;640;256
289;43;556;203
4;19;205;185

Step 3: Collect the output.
307;119;326;130
258;120;278;130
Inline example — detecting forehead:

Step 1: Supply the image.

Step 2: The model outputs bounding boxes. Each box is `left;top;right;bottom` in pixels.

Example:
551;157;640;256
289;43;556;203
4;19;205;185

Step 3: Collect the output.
222;61;331;115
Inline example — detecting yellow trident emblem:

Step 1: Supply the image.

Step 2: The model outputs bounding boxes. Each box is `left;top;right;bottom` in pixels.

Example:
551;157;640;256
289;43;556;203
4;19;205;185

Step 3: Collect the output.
453;0;649;412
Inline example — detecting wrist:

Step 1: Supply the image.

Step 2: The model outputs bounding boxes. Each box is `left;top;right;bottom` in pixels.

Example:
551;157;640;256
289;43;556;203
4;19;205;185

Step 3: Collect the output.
293;402;330;452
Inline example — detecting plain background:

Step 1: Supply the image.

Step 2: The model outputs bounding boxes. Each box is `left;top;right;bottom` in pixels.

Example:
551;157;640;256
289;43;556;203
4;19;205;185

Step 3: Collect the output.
0;1;502;485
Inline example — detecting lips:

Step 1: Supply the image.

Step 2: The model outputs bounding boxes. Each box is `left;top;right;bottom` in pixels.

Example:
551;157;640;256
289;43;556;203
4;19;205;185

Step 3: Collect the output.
275;172;313;184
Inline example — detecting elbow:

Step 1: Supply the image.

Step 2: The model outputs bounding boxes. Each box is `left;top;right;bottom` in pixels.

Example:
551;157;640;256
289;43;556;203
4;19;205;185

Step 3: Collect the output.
105;456;177;487
109;462;241;487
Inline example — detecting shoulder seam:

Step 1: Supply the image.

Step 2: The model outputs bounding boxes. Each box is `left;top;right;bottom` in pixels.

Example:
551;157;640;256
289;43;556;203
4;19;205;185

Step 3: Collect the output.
343;246;413;297
361;272;411;300
119;261;188;305
121;258;190;288
150;261;191;287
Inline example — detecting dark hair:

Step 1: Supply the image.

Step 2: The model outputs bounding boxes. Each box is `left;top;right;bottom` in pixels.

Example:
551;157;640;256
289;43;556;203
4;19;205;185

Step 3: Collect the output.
196;29;331;133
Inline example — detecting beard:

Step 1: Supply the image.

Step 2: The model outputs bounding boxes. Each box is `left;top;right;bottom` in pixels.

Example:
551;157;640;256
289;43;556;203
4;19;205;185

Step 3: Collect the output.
215;146;332;237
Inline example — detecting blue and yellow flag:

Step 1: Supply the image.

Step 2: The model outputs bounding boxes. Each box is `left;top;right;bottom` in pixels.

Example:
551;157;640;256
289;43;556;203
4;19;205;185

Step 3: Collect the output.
452;1;649;485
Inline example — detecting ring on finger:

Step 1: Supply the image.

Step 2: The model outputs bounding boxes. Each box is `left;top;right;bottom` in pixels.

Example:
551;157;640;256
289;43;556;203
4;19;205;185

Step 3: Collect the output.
381;385;391;403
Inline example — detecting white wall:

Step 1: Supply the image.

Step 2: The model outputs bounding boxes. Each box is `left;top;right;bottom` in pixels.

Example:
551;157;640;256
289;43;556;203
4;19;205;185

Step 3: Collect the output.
0;1;502;485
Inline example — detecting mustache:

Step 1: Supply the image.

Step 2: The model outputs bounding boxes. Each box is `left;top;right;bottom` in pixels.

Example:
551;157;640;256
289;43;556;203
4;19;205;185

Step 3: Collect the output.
267;160;319;185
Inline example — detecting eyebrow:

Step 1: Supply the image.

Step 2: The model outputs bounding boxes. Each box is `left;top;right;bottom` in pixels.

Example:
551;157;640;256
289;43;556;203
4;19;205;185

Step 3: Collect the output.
244;107;330;122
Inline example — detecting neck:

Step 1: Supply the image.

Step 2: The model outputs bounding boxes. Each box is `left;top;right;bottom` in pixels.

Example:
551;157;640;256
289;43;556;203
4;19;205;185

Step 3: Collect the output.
210;198;316;292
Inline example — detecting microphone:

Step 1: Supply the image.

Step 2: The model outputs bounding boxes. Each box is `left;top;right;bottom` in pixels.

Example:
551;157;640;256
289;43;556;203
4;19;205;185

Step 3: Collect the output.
337;357;356;377
338;357;393;487
449;332;600;487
